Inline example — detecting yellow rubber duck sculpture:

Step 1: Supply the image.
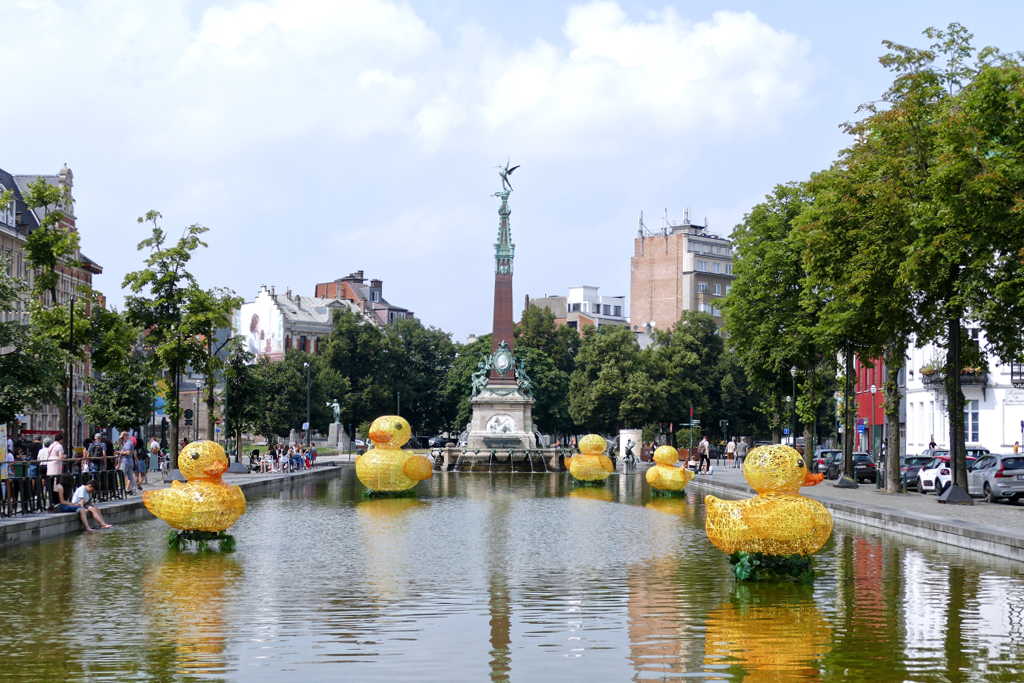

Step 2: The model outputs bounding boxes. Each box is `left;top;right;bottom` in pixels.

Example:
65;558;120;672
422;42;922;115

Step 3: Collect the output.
645;445;695;493
566;434;615;482
143;440;247;532
356;415;433;492
705;444;832;556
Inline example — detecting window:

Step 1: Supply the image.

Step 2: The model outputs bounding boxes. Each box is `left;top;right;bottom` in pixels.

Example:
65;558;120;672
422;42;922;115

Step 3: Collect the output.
726;285;732;295
699;303;711;313
697;282;708;293
371;291;380;302
964;399;979;442
725;265;733;275
570;303;581;312
713;263;721;274
613;306;622;317
713;306;722;316
603;304;610;315
697;260;708;272
713;284;721;295
299;336;307;352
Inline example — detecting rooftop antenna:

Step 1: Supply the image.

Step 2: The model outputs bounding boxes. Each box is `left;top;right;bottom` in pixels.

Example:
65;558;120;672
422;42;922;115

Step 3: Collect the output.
684;207;691;225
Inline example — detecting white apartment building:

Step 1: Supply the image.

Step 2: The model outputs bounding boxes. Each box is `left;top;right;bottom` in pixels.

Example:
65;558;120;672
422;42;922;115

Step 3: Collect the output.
902;327;1024;455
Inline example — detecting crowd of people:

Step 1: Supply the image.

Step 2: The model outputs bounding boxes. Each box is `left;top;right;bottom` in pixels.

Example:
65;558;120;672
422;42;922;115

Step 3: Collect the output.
255;443;318;474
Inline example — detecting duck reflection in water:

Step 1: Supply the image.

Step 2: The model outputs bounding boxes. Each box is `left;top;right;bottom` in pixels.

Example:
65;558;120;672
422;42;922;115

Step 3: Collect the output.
567;486;613;503
142;552;242;676
704;585;832;682
355;497;425;601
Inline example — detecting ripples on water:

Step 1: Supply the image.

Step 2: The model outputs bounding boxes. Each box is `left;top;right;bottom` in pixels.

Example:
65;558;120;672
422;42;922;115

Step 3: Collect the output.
1;469;1023;682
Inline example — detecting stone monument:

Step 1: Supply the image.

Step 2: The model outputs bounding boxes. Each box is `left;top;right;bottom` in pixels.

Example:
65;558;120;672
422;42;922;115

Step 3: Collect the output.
466;161;537;451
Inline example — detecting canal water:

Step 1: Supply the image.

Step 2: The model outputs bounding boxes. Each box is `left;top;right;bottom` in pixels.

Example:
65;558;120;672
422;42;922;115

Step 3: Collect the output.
2;468;1022;682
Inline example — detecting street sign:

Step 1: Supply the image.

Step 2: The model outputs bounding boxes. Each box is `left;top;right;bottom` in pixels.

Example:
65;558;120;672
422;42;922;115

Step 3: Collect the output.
184;409;194;419
719;419;729;427
215;427;220;434
302;422;309;430
184;419;193;426
783;428;790;435
692;419;701;425
857;425;866;433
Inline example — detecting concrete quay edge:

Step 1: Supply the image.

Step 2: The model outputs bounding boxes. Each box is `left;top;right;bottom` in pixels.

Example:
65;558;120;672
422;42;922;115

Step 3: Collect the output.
686;476;1024;562
0;464;345;550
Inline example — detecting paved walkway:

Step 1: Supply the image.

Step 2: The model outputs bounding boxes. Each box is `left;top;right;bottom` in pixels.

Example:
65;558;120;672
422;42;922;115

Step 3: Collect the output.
690;461;1024;534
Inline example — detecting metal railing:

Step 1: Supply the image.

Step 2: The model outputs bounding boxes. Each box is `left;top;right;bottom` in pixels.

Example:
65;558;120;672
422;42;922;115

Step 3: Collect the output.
1;457;129;518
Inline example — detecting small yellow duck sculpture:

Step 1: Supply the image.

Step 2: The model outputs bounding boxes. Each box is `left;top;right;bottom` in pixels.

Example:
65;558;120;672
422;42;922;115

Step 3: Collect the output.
143;441;246;532
645;445;694;493
356;415;433;492
705;444;833;556
566;434;615;482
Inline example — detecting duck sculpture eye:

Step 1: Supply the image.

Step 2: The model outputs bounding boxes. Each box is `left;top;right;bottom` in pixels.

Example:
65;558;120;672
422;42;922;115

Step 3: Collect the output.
797;459;804;468
395;422;402;430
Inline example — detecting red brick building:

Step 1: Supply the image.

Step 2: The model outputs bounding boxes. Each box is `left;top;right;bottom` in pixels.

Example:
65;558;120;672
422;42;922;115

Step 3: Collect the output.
313;270;413;327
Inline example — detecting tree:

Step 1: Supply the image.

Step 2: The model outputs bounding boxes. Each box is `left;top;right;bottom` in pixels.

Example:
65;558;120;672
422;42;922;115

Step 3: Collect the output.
0;252;65;423
21;177;79;305
516;305;579;374
81;354;155;431
323;307;392;428
518;347;571;434
568;326;650;433
122;211;210;463
723;185;826;443
381;318;457;435
442;334;492;433
224;347;265;452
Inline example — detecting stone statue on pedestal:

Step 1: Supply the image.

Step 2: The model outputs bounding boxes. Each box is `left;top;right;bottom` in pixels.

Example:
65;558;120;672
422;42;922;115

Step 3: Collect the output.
327;399;341;424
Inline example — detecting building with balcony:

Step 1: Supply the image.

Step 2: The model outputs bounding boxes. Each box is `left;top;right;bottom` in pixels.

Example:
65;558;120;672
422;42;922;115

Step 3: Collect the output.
630;209;734;333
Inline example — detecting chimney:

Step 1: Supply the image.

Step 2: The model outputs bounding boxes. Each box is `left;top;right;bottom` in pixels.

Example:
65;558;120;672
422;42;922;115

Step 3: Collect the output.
285;288;292;300
370;278;382;293
524;294;530;312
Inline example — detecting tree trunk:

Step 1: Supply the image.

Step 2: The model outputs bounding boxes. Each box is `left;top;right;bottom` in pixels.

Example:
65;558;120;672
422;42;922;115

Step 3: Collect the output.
947;310;967;488
884;340;904;493
843;342;855;477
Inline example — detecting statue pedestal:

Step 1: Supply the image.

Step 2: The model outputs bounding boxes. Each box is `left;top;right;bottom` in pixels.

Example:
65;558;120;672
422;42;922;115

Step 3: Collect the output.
618;429;643;471
328;423;344;449
467;385;536;451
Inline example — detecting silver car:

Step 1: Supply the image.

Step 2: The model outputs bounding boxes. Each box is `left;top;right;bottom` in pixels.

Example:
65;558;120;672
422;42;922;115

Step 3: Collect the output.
967;454;1024;503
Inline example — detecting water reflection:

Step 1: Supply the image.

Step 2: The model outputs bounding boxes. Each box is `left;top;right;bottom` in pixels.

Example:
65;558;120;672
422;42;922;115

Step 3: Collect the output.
1;470;1024;682
704;585;831;682
142;552;242;678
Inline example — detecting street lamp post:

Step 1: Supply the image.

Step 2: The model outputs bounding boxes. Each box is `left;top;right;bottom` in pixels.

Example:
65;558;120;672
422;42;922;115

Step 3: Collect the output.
870;383;879;489
790;366;798;452
785;395;792;445
304;362;311;448
834;391;841;450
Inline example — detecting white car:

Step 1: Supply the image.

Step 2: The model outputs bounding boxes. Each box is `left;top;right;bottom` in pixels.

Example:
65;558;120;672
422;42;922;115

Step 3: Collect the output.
917;455;977;494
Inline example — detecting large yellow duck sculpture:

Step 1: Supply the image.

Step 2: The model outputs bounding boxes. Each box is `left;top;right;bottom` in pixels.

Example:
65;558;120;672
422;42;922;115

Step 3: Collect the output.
356;415;433;492
566;434;615;483
705;444;833;557
645;445;694;493
143;441;246;532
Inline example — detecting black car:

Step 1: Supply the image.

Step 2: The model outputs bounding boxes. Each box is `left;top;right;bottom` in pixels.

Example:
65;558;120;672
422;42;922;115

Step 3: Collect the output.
826;452;873;481
428;436;451;448
900;455;933;490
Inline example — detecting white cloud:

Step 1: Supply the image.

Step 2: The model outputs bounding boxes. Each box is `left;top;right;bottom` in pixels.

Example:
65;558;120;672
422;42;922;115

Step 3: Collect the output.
0;0;812;160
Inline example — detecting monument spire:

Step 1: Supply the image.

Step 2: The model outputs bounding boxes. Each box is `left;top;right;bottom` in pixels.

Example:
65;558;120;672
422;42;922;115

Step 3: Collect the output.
490;186;516;385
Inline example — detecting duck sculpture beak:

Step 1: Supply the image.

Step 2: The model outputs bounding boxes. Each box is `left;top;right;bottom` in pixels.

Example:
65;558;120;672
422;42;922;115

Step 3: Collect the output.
804;471;825;487
204;460;228;477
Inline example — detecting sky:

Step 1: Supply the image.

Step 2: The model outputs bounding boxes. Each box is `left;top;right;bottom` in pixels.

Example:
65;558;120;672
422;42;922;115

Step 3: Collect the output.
2;0;1023;343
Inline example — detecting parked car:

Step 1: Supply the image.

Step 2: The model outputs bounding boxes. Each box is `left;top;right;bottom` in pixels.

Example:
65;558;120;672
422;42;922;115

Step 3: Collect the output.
812;449;841;474
428;436;451;448
917;455;978;494
825;452;871;481
966;454;1024;503
899;455;933;490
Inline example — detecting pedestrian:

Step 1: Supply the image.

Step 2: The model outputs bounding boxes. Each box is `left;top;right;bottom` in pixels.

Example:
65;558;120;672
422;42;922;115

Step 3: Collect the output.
118;432;137;495
698;436;711;474
1;445;13;516
135;440;148;486
148;436;160;477
46;432;66;479
1015;441;1020;454
726;437;736;468
736;437;748;468
87;434;105;473
310;442;318;467
52;475;112;531
928;436;936;450
27;435;43;479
